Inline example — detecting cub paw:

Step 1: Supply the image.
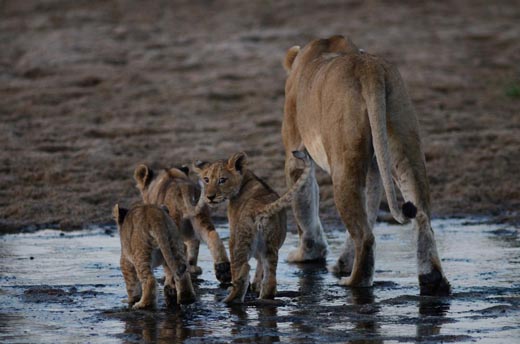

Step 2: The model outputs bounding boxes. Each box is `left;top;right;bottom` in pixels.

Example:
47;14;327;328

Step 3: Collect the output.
215;262;231;283
189;265;203;276
132;300;154;310
178;290;196;305
164;285;177;307
287;246;327;263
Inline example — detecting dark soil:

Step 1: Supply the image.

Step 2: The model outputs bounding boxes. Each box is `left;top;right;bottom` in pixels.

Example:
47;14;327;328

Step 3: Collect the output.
1;0;519;231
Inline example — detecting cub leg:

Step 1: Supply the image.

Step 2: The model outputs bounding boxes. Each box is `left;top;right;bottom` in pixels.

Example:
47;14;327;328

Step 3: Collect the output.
224;225;253;304
332;162;375;288
192;213;231;283
259;248;279;299
133;252;157;309
185;238;202;276
251;258;263;293
120;257;141;305
331;156;382;276
285;154;328;262
162;263;177;307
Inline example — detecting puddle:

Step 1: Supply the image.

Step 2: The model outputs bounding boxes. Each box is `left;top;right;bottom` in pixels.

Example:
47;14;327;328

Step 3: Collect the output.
1;219;519;343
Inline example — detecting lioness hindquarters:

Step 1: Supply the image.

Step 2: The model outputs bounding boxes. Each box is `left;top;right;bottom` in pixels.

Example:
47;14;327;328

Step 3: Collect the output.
113;204;196;309
282;35;450;295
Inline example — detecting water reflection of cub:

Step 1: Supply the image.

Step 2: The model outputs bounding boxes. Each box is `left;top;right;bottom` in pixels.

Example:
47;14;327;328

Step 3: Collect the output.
229;304;280;343
120;310;207;344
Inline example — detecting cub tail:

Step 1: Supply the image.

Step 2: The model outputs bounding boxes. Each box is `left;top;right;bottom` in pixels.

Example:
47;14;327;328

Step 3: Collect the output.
256;150;311;225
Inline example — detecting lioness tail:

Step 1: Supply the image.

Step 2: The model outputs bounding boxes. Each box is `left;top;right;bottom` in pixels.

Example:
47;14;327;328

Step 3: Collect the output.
361;67;416;223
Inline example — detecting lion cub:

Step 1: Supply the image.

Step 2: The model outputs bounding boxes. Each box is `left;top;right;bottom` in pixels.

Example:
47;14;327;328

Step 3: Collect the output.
134;165;231;283
193;151;310;303
113;203;196;309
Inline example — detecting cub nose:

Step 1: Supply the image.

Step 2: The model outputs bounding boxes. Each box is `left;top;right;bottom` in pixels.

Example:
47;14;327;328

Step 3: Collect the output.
207;194;216;201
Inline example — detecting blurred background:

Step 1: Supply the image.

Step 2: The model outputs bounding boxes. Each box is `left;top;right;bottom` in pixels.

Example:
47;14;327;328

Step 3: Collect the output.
0;0;518;231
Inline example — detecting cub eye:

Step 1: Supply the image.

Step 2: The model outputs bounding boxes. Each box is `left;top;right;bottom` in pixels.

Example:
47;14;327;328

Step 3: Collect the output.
218;177;228;185
203;177;209;184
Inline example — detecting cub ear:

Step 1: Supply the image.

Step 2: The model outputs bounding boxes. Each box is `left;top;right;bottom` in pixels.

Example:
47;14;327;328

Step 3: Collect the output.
134;164;154;189
227;151;248;174
178;165;190;176
283;45;300;73
192;160;209;175
328;35;359;53
112;204;128;226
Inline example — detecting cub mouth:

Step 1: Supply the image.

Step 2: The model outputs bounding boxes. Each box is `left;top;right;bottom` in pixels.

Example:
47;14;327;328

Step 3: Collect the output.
206;199;223;207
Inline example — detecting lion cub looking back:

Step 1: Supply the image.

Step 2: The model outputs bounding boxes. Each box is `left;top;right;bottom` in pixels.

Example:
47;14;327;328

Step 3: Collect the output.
193;151;310;303
113;203;196;309
134;165;231;283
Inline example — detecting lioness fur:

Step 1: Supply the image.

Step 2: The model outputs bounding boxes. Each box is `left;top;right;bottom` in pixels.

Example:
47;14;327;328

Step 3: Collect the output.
193;151;311;303
113;203;196;309
282;35;450;295
134;165;231;283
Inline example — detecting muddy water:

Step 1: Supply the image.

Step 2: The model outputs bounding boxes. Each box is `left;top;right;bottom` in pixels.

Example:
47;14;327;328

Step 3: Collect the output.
1;219;519;343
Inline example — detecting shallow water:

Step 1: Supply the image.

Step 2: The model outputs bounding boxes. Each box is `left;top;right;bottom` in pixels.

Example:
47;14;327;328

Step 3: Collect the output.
1;219;519;343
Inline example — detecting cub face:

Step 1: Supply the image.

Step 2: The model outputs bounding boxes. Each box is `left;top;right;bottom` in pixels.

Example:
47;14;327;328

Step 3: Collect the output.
192;152;247;206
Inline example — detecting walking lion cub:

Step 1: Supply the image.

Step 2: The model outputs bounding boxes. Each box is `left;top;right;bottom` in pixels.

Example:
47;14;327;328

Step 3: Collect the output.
134;164;231;283
113;203;196;309
193;151;310;303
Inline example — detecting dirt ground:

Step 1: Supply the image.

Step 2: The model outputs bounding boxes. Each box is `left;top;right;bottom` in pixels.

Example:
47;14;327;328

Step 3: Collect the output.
0;0;519;232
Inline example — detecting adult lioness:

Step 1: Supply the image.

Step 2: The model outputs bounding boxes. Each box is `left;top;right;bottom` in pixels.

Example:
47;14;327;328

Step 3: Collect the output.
134;165;231;283
113;203;196;308
193;151;310;303
282;35;450;295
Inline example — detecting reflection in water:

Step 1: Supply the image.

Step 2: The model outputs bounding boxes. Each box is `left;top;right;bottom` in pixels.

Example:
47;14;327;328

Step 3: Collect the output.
416;297;451;339
229;304;248;338
120;309;208;343
228;305;280;343
291;261;328;334
349;288;382;344
2;219;518;343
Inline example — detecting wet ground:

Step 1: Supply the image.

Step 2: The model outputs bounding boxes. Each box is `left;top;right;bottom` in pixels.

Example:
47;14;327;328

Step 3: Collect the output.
1;219;519;343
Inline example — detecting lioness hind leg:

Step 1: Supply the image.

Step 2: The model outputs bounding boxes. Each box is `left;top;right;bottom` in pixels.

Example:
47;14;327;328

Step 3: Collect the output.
392;142;450;295
332;164;375;288
331;157;382;276
285;154;328;263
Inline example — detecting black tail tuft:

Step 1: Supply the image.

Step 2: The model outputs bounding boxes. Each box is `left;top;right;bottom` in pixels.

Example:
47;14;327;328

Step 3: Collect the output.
402;201;417;219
